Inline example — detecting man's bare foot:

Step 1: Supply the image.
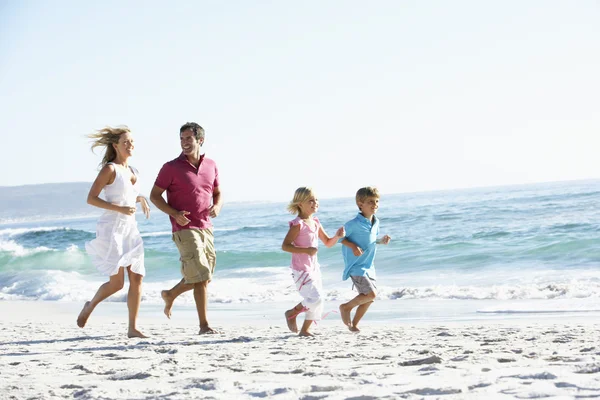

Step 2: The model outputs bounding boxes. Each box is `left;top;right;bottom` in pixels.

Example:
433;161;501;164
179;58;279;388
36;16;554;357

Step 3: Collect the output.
77;301;92;328
161;290;173;319
127;329;148;338
349;326;360;332
299;331;314;337
199;326;220;335
339;304;352;327
285;309;299;333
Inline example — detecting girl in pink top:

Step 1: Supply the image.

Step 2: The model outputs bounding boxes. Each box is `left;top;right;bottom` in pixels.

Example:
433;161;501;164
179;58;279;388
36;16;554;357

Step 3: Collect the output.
282;187;345;336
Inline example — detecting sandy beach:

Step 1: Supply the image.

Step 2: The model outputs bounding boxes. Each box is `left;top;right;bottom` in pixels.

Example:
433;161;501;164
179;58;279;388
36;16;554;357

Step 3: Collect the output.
1;301;599;399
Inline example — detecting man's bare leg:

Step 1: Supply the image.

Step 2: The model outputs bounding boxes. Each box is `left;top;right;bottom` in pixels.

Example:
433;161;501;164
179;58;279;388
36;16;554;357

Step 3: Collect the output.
339;292;376;330
350;300;374;332
161;278;194;319
77;269;125;328
126;268;147;338
299;319;314;337
194;280;218;334
285;303;303;333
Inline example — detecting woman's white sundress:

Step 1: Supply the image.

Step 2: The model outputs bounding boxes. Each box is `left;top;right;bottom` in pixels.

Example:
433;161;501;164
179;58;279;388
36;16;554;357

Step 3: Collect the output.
85;162;145;276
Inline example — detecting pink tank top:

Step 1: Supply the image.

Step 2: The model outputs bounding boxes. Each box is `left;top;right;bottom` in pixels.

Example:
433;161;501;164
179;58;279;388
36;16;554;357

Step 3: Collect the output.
289;216;321;272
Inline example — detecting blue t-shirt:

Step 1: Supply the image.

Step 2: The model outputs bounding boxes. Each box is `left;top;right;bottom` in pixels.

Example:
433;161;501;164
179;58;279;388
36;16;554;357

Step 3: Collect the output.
341;213;380;280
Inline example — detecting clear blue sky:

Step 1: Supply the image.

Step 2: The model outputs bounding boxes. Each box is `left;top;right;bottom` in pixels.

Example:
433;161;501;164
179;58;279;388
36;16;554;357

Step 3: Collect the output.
1;1;598;201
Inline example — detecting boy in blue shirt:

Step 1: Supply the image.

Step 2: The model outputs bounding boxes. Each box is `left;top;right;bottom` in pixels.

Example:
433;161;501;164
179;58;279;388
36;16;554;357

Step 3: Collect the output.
339;187;391;332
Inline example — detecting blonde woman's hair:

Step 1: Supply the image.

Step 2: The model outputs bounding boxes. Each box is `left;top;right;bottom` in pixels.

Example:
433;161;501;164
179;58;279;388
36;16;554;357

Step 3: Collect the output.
287;187;315;214
87;126;131;167
356;186;380;209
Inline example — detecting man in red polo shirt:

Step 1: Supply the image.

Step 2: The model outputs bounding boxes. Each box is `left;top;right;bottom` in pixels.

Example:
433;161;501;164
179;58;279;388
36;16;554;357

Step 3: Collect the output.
150;122;223;334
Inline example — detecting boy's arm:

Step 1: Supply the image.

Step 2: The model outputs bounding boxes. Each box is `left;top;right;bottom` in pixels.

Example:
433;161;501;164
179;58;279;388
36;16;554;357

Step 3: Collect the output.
341;238;363;256
282;224;317;256
376;235;392;245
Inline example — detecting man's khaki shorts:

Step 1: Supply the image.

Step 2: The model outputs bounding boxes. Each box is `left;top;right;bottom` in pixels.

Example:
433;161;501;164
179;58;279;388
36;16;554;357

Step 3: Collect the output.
172;228;216;284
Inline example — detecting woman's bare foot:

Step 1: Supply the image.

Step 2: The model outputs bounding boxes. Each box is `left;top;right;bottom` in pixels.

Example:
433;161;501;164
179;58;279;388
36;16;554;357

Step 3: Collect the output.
349;325;360;332
299;331;314;337
285;309;299;333
77;301;92;328
199;326;220;335
127;328;148;338
339;304;352;327
161;290;173;319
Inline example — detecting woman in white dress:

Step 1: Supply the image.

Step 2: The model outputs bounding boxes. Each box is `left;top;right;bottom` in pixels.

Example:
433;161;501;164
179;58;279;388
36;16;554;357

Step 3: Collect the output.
77;126;151;338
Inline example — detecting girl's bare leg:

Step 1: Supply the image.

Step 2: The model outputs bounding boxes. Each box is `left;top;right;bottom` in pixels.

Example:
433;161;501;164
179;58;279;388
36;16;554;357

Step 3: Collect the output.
285;303;303;333
299;319;314;337
77;268;125;328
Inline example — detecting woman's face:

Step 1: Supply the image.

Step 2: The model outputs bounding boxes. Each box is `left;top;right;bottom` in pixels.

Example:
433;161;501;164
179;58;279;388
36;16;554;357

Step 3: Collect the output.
113;132;135;159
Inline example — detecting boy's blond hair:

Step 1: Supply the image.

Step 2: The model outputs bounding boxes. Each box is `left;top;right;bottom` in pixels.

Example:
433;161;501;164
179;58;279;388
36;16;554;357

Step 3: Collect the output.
287;187;315;214
355;186;380;210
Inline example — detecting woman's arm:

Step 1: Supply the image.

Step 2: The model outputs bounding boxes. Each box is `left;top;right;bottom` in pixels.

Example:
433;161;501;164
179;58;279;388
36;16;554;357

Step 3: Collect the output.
87;165;135;216
136;196;151;219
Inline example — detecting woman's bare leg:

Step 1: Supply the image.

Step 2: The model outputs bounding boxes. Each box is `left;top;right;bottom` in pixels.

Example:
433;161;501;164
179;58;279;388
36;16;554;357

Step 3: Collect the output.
126;267;147;338
77;268;125;328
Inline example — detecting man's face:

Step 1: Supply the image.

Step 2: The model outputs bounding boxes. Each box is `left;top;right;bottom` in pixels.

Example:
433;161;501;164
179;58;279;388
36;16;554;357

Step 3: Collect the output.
358;196;379;217
180;129;202;156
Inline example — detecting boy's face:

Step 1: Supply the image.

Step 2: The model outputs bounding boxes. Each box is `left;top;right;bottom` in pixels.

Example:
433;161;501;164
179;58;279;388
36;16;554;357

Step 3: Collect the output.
358;196;379;218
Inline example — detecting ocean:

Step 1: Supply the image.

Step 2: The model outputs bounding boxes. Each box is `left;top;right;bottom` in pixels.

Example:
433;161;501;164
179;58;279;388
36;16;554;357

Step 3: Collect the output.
1;180;600;322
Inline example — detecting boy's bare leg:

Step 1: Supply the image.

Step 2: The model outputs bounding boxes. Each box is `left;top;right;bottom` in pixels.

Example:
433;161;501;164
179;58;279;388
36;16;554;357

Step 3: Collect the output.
161;278;194;319
339;293;376;329
77;269;125;328
299;319;314;337
126;269;147;338
350;300;374;332
285;303;303;333
194;280;218;334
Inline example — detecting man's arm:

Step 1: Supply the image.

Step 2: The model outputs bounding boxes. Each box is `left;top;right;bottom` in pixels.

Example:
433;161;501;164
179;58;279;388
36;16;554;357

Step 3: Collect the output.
150;184;190;226
209;185;222;218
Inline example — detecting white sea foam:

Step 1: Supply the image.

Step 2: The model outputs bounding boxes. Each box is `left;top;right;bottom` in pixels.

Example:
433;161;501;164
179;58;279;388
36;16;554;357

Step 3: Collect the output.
0;226;72;237
0;239;54;257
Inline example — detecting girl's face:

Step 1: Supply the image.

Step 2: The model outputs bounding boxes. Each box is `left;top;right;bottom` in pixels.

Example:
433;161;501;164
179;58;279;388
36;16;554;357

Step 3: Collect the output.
298;195;319;216
113;132;135;159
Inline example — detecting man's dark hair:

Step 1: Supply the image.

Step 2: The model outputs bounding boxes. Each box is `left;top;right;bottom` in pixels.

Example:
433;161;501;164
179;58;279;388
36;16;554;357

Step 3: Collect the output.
180;122;205;140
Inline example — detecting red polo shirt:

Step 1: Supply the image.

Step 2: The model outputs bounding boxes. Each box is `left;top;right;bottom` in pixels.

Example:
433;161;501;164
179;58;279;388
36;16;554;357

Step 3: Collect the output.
155;153;220;232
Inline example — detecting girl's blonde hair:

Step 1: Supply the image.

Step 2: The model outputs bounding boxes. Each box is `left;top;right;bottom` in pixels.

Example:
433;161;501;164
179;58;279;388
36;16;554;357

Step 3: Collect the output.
287;187;315;214
87;126;131;167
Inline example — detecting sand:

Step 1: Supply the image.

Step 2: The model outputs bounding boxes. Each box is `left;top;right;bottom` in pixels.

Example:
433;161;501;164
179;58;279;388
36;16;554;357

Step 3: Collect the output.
1;301;600;399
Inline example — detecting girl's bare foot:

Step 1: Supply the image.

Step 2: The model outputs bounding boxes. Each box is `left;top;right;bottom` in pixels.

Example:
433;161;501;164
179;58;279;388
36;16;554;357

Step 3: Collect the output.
349;326;360;332
285;309;299;333
77;301;92;328
299;331;314;337
161;290;173;319
199;326;220;335
127;328;148;338
339;304;352;327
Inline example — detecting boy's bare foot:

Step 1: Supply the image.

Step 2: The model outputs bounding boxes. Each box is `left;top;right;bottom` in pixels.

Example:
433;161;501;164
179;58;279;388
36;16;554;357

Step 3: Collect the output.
339;304;352;327
199;326;220;335
161;290;173;319
127;329;148;338
299;331;314;337
349;326;360;332
285;309;299;333
77;301;92;328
